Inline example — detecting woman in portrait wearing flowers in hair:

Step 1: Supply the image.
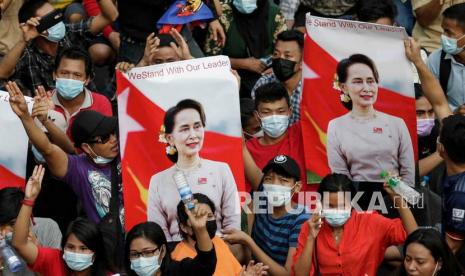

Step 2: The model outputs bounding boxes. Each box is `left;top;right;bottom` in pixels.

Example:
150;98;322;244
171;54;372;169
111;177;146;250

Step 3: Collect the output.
147;99;241;244
327;54;415;210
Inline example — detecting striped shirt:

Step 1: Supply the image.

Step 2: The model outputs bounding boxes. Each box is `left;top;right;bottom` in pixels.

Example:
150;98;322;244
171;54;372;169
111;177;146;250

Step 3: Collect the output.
252;204;310;265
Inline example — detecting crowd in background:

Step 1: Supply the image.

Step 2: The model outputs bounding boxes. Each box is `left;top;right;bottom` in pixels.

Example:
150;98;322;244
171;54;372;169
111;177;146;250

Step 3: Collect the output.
1;0;465;275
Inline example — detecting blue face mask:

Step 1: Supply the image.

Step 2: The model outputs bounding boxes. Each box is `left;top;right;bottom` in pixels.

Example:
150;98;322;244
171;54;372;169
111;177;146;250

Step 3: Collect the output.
31;145;46;163
260;114;289;138
441;34;465;55
323;209;351;227
46;21;66;42
62;251;94;271
233;0;257;14
130;255;161;276
56;78;84;100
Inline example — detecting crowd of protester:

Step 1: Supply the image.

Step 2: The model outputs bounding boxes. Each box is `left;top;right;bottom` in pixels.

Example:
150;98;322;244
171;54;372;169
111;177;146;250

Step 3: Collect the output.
1;0;465;275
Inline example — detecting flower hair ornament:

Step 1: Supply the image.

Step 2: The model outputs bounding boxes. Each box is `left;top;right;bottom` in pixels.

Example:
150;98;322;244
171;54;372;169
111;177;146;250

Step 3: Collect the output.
333;73;351;103
158;125;177;155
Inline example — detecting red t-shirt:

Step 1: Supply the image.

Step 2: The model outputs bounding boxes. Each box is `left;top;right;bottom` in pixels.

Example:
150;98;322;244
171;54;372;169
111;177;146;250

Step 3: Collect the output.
29;247;66;276
292;211;407;276
246;124;315;192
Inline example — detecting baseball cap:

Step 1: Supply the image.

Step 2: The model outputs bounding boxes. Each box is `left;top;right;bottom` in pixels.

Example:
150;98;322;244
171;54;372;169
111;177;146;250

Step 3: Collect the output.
71;110;117;148
262;155;301;181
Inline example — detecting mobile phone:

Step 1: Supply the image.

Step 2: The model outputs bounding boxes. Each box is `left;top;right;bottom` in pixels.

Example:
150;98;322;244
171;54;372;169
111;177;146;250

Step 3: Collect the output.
259;55;273;68
36;9;64;34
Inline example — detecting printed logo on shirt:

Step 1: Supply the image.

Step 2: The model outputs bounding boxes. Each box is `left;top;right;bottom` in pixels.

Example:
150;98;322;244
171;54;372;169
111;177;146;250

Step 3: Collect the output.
452;208;465;222
198;177;208;184
373;127;383;134
88;170;111;218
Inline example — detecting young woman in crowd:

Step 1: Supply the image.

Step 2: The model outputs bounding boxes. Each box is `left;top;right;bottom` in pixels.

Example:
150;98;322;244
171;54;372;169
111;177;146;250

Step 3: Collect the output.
125;204;217;276
147;99;240;242
172;193;266;276
12;165;108;275
327;54;415;210
399;228;461;276
293;173;418;275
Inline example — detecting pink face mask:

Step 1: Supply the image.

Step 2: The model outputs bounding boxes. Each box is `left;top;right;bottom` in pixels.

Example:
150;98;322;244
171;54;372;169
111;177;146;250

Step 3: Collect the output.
417;118;435;137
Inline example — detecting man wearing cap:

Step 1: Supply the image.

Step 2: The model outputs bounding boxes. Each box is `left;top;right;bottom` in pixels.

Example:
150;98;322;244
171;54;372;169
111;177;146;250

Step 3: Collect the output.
6;81;122;225
223;155;310;276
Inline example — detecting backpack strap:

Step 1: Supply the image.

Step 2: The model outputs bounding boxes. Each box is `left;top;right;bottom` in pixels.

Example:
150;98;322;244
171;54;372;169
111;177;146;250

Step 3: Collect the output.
439;50;452;96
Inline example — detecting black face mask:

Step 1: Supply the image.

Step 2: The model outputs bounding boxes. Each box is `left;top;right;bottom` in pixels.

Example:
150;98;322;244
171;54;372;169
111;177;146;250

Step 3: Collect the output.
272;58;297;82
189;220;217;241
206;220;217;239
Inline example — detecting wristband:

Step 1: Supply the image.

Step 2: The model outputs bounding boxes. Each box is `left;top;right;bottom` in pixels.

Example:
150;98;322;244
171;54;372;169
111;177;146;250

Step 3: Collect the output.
22;198;35;207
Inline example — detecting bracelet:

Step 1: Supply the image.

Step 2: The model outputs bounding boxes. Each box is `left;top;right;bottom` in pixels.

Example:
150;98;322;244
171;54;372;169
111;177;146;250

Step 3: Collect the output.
22;199;35;207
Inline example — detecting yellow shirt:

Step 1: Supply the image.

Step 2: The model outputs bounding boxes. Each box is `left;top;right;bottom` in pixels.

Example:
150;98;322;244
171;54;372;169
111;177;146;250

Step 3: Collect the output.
412;0;465;53
171;237;242;276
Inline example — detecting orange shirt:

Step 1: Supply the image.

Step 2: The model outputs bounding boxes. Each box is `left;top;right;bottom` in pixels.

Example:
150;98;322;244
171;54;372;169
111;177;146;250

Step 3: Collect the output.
292;211;407;276
171;236;242;276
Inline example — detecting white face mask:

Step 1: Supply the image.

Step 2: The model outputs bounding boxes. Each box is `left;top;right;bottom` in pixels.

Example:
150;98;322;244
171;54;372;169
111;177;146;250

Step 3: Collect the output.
322;208;351;227
263;183;293;207
62;251;94;271
130;255;161;276
260;115;289;138
87;145;114;165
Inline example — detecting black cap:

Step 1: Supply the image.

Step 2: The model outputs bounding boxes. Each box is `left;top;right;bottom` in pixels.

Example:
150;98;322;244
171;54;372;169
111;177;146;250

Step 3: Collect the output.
262;155;301;181
71;110;117;148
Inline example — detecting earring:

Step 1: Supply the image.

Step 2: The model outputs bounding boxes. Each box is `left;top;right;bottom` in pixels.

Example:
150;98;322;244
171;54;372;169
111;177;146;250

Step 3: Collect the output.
166;145;177;155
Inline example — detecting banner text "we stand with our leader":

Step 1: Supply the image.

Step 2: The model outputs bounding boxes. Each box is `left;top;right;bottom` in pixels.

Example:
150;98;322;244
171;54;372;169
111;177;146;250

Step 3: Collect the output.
309;17;405;34
127;59;230;80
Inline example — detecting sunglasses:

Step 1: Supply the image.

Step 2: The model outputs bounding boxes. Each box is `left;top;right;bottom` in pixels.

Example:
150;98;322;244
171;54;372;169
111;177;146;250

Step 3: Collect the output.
88;133;114;144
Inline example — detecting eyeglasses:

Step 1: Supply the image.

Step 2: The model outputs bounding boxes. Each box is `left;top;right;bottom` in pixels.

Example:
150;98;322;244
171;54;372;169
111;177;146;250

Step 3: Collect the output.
88;133;114;144
129;247;160;259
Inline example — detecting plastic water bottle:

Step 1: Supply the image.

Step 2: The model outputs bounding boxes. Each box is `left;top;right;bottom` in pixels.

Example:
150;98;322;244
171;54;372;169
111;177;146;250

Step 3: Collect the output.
173;171;195;210
0;238;24;273
380;171;421;205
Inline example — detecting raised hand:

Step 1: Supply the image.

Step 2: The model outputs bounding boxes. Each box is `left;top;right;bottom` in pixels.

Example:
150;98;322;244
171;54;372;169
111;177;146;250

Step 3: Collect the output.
20;17;41;42
25;165;45;201
169;28;193;60
404;38;423;65
115;61;135;73
5;81;29;119
141;33;159;66
185;202;209;232
208;19;226;47
240;261;269;276
31;86;53;123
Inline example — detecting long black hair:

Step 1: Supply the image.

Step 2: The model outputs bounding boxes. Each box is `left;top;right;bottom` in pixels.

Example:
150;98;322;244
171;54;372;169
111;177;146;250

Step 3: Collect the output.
163;99;206;163
398;228;460;276
125;222;171;276
62;218;107;275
